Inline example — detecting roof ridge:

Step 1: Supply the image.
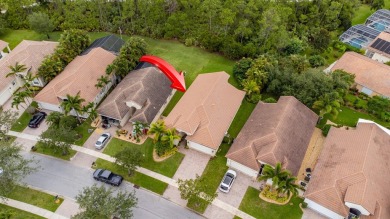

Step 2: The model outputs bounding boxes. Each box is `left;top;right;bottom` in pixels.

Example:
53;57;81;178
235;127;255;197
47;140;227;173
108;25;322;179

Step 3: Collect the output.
347;51;390;69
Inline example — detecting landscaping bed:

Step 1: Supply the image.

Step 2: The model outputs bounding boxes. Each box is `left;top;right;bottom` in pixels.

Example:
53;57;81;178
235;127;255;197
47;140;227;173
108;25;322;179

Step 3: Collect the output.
0;204;45;219
239;187;303;219
5;185;63;212
103;138;184;178
94;159;168;195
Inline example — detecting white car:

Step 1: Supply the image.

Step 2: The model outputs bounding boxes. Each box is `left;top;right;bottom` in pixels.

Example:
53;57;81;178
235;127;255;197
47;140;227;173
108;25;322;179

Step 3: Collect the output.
219;169;237;193
95;133;111;150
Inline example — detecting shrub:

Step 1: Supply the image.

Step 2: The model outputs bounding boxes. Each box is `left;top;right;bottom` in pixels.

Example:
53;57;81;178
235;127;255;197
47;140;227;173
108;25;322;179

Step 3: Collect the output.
322;124;332;137
248;93;262;103
263;97;277;103
60;116;78;129
185;38;195;47
301;202;308;208
308;55;325;68
233;57;253;86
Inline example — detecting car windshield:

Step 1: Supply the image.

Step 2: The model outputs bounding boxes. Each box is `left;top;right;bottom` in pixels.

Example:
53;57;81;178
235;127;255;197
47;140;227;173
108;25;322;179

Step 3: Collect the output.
220;185;228;190
102;134;108;138
223;175;233;185
96;141;102;145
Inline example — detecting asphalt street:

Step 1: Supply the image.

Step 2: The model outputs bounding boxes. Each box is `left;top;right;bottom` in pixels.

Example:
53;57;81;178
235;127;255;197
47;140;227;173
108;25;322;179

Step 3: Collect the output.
21;152;203;219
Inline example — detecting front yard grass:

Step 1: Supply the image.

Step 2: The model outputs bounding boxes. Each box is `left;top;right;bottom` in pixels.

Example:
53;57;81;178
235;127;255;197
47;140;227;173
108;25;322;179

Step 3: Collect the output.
5;185;63;212
187;143;230;213
239;187;303;219
10;110;32;132
74;120;95;146
103;138;184;178
0;204;45;219
94;158;168;195
33;142;77;161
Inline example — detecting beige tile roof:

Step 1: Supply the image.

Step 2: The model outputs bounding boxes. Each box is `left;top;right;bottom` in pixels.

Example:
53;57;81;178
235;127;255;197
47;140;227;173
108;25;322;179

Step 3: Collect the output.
305;123;390;218
0;40;8;51
34;47;115;105
226;96;318;176
367;32;390;58
0;40;58;91
330;52;390;97
97;67;173;124
165;72;245;150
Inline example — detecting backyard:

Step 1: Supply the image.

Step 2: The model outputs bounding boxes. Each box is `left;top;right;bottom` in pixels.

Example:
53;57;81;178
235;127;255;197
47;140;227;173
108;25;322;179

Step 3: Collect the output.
103;138;184;178
0;204;44;219
239;187;303;219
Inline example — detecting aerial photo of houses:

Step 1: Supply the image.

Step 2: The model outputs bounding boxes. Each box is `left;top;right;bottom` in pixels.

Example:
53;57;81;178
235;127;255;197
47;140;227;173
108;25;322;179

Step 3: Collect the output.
0;1;389;219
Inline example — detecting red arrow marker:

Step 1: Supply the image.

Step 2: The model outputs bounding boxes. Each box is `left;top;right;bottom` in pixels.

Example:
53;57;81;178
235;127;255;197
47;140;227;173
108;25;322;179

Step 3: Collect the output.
140;55;186;92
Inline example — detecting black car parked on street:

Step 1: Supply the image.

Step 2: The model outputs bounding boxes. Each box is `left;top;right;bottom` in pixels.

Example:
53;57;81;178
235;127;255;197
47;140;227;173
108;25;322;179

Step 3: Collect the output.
93;169;123;186
28;112;47;128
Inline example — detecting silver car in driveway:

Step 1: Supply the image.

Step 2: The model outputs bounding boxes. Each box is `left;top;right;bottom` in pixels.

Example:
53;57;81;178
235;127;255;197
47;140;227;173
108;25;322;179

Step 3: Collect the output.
95;133;111;150
219;169;237;193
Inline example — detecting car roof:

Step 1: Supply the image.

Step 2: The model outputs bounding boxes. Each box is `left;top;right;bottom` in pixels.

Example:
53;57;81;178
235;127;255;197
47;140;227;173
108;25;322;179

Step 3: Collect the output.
101;170;111;178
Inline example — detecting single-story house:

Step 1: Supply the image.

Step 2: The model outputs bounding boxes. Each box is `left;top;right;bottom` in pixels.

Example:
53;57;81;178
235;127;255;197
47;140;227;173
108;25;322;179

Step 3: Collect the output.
164;72;245;156
0;40;58;107
304;120;390;219
34;47;116;116
0;40;11;60
97;67;174;127
325;51;390;99
81;34;124;56
365;31;390;63
225;96;318;178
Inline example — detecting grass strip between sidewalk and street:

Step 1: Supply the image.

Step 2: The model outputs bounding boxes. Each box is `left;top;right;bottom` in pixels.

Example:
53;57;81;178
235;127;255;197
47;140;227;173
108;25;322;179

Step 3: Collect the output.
4;185;63;212
33;142;77;161
95;158;168;195
0;204;45;219
103;138;184;178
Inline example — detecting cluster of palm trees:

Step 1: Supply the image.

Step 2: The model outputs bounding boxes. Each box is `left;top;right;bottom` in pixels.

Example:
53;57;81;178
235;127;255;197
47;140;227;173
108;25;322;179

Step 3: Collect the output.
7;62;36;110
148;120;181;157
60;91;97;124
258;163;299;198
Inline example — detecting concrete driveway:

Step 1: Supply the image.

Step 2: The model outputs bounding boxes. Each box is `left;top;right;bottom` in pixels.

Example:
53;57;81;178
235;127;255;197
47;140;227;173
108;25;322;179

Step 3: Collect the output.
204;172;263;219
21;109;52;136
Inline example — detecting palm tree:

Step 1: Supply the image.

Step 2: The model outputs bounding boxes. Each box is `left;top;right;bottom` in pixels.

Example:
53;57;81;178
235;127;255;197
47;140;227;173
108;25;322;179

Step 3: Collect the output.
258;163;290;191
14;90;32;106
313;92;343;118
95;75;111;89
23;72;36;93
276;175;299;198
60;91;85;123
148;120;167;143
11;96;26;110
81;102;96;121
242;79;260;99
6;62;27;78
161;128;181;149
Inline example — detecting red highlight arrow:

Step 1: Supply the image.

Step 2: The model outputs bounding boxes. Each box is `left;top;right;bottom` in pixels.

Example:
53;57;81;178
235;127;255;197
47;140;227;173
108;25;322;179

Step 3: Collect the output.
139;55;186;92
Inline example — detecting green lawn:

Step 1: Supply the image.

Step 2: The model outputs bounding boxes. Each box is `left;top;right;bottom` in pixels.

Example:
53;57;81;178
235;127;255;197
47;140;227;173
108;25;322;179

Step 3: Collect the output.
187;143;230;213
0;204;45;219
5;185;63;212
103;138;184;178
10;110;32;132
34;142;77;161
324;106;390;128
74;120;95;146
95;159;168;195
239;187;303;219
352;4;373;25
228;100;256;138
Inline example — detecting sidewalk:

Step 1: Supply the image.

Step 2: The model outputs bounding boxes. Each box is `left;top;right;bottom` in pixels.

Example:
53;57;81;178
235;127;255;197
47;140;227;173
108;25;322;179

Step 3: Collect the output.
0;197;68;219
8;131;255;219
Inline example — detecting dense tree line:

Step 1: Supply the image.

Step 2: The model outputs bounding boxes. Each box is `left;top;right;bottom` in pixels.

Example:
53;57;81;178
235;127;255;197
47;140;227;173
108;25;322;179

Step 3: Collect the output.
0;0;363;59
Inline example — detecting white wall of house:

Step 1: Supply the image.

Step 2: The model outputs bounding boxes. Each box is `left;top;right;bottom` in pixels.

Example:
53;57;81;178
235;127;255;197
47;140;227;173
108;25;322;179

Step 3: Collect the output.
345;202;370;216
370;53;390;63
360;87;373;96
304;199;344;219
37;101;62;112
94;82;113;106
187;140;215;156
0;80;19;106
226;159;258;178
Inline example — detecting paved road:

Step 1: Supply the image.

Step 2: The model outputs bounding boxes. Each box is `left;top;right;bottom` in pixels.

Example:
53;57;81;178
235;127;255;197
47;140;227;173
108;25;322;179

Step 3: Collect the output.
21;152;202;219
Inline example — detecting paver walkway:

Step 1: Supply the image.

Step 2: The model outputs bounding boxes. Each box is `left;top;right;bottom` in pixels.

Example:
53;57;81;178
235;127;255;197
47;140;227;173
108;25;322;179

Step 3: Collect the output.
8;131;255;219
0;197;68;219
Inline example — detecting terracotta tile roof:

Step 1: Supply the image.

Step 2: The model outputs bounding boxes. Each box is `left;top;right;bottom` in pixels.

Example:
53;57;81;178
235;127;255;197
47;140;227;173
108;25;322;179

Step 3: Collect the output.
305;123;390;218
0;40;58;91
226;96;318;175
165;72;245;150
367;32;390;58
34;47;115;105
0;40;8;51
97;67;173;124
330;52;390;97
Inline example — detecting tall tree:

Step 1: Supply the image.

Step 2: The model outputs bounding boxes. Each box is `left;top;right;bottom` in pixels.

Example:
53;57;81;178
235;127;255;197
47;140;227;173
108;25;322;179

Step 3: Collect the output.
74;184;137;219
38;126;77;155
95;75;111;89
6;62;27;78
0;110;18;139
148;120;167;143
161;128;180;149
114;147;144;176
27;12;55;39
177;175;217;209
258;163;290;191
313;92;343;118
276;175;299;197
60;91;85;123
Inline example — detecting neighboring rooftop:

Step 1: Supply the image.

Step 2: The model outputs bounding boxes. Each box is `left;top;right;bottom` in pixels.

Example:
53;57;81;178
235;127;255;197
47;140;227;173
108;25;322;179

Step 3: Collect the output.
97;67;173;124
226;96;318;176
339;24;380;49
365;9;390;31
81;35;124;55
0;40;58;91
165;72;245;150
34;47;116;104
305;122;390;218
367;31;390;58
330;51;390;97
